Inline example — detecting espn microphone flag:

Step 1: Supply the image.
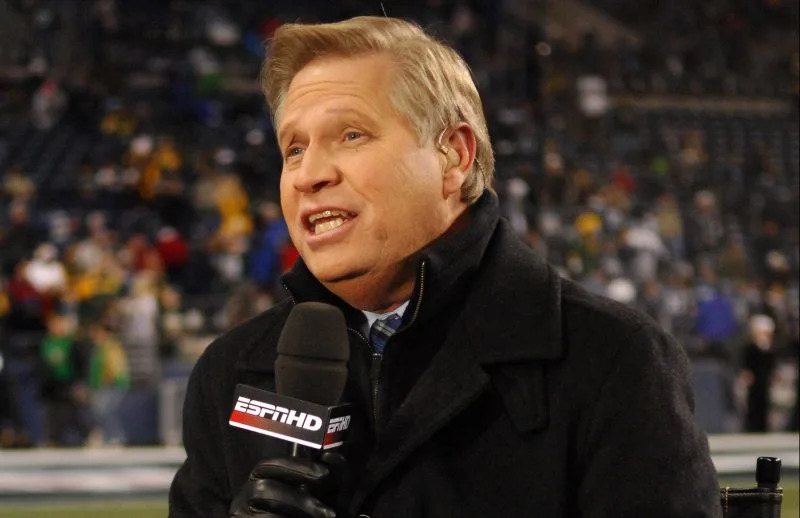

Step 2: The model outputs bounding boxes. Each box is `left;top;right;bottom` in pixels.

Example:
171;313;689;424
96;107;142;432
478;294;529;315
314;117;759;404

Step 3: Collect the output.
229;383;352;450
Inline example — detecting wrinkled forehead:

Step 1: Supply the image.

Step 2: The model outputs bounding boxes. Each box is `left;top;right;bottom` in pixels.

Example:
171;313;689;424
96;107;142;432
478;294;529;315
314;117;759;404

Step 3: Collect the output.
276;53;420;141
275;52;408;126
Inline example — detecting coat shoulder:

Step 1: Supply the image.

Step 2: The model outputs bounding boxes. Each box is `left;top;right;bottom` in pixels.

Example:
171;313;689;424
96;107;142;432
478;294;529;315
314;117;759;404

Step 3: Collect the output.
195;298;293;375
559;276;664;346
555;275;689;386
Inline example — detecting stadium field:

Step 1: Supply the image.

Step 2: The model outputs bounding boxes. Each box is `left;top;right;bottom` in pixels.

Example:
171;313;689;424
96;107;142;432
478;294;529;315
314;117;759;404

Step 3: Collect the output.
0;500;166;518
0;481;796;518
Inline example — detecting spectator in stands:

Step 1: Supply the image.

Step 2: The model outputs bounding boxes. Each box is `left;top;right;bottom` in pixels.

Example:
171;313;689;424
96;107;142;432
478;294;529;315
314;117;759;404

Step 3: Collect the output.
156;226;190;285
753;219;792;285
39;313;90;446
69;213;111;274
685;190;724;262
119;271;160;387
87;322;130;446
0;349;21;447
762;282;793;346
1;202;40;276
1;164;35;202
740;314;778;432
717;239;752;282
652;192;685;261
623;213;669;282
119;233;164;275
70;246;126;324
208;172;253;284
4;260;50;453
158;286;184;360
25;243;67;301
248;201;289;293
694;270;738;361
30;78;67;130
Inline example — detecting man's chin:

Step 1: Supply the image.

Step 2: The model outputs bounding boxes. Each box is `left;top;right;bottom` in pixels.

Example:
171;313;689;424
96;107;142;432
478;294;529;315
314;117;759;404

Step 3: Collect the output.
313;269;384;309
307;257;415;310
312;266;369;285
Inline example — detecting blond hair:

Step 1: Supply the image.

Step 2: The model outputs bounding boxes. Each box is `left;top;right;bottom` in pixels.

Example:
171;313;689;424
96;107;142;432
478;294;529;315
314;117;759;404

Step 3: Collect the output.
261;16;494;202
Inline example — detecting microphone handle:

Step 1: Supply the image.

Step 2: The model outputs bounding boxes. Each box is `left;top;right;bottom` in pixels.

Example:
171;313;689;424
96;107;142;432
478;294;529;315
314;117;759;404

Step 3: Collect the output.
290;442;311;492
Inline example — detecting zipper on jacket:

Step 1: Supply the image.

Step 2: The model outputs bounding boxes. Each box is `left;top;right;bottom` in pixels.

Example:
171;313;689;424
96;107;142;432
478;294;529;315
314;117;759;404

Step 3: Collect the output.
370;260;427;431
344;325;385;430
370;351;383;427
405;260;427;329
279;280;297;305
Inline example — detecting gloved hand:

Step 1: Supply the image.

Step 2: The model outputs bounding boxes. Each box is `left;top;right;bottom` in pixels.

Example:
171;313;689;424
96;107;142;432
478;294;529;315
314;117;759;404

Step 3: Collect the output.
229;454;343;518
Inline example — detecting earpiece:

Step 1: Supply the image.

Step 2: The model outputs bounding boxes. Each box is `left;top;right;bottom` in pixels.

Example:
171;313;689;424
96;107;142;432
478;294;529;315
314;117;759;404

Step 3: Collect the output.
436;128;450;155
436;128;459;167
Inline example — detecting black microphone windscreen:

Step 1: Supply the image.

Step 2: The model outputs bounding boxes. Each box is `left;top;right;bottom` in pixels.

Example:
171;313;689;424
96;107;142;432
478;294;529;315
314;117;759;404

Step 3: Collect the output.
275;302;349;407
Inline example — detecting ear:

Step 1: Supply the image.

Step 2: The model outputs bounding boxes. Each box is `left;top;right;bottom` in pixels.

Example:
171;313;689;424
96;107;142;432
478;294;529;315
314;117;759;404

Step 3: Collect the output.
439;123;477;199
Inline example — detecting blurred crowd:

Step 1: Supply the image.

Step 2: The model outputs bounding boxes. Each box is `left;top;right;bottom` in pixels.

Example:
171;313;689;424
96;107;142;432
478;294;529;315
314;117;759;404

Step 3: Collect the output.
0;0;797;447
560;0;798;97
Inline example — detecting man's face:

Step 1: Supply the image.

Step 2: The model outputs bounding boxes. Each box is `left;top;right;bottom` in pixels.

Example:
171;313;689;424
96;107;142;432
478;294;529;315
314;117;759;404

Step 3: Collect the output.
278;54;462;310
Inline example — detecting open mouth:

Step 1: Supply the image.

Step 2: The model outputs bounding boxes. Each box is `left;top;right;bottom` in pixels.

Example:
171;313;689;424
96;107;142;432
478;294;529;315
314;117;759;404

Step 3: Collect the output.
305;209;356;235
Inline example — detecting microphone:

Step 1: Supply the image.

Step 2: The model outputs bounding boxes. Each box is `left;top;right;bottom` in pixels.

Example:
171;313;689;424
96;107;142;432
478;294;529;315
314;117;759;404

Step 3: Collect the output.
228;302;351;452
275;301;350;408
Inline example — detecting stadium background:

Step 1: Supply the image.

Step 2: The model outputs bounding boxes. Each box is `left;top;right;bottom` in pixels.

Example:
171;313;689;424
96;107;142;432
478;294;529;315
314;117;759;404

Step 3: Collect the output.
0;0;797;515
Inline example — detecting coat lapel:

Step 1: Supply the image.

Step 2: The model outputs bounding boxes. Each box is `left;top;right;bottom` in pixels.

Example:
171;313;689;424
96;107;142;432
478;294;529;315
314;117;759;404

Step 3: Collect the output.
352;222;565;509
350;320;491;509
465;223;563;365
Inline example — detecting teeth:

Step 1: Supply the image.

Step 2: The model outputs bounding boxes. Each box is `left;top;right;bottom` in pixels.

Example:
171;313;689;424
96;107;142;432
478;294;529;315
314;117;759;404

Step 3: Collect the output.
314;217;345;234
308;210;348;224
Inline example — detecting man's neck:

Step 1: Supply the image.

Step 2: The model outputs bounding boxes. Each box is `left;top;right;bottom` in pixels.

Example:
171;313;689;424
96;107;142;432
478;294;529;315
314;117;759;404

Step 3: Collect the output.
369;299;409;314
320;260;417;313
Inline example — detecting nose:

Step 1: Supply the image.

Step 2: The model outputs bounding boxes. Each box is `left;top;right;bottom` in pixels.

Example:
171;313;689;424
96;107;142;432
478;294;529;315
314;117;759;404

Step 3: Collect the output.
292;144;340;193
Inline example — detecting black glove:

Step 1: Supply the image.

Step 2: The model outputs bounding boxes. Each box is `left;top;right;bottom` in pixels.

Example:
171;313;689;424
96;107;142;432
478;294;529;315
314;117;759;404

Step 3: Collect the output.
229;454;342;518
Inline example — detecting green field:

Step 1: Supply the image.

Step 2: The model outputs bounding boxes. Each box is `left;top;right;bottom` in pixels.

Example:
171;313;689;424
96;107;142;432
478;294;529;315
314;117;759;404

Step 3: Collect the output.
0;501;167;518
0;482;797;517
785;480;798;517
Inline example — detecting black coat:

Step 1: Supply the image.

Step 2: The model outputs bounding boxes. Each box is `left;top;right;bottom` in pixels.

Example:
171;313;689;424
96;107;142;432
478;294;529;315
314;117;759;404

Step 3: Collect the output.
170;194;721;517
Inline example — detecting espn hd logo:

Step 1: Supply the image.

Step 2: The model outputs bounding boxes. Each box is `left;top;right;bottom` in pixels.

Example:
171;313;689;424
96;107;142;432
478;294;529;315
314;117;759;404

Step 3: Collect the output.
234;396;323;431
229;384;352;450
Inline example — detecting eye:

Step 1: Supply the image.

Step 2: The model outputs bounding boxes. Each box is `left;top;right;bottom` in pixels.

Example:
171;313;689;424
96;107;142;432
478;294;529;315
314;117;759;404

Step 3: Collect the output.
285;146;303;159
345;131;362;141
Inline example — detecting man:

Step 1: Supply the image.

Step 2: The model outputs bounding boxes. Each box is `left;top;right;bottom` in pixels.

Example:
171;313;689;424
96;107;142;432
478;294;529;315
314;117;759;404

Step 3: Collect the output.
740;314;777;432
170;16;721;517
